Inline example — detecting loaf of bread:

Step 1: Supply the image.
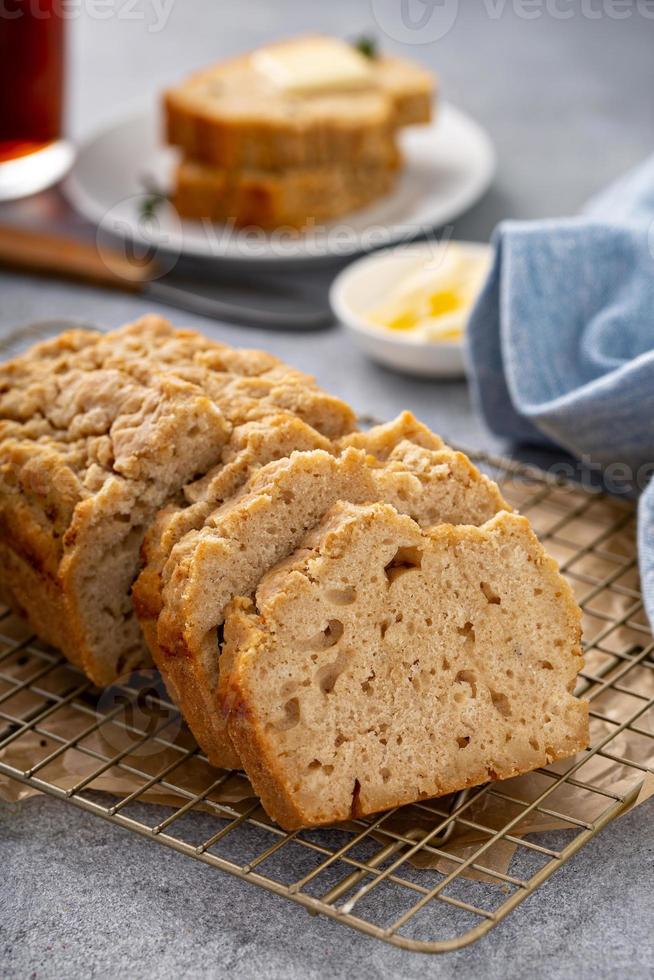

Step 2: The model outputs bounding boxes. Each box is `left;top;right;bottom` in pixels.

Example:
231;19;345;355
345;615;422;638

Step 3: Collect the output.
172;150;401;228
165;37;434;170
222;504;589;830
0;318;588;831
0;316;355;684
137;418;510;769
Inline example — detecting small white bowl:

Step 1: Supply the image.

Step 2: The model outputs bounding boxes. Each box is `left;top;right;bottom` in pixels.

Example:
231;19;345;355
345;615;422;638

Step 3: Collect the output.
329;241;492;378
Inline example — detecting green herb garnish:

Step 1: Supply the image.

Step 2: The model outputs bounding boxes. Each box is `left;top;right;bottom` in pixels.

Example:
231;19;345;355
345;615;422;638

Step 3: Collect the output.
352;35;378;59
139;193;167;221
138;177;169;221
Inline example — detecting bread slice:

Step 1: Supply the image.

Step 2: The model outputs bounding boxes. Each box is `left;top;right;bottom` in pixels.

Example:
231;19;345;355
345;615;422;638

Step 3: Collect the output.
0;316;355;684
149;427;509;768
133;411;444;637
132;413;335;638
164;37;434;169
172;150;401;228
222;504;588;830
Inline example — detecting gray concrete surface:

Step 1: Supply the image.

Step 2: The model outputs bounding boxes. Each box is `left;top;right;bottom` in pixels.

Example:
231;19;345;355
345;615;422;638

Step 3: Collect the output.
2;2;654;977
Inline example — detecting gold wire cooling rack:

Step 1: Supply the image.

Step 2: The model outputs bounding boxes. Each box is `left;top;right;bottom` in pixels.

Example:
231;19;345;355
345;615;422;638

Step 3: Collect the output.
1;448;653;954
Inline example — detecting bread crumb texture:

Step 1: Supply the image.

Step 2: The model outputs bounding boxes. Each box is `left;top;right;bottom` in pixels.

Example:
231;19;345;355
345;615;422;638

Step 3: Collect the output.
223;504;588;830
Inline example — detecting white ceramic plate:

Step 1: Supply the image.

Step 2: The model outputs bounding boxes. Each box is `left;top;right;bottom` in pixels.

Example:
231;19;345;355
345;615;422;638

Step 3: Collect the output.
330;240;492;378
64;103;495;264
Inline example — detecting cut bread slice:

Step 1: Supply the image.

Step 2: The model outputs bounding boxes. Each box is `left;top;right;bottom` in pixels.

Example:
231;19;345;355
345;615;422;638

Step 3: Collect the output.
148;427;509;768
0;315;355;684
164;37;434;169
134;412;443;634
222;504;588;830
133;413;334;633
172;150;401;228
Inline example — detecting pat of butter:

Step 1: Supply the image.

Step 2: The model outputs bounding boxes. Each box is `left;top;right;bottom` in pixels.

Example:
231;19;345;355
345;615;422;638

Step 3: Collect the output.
252;38;374;96
365;245;491;343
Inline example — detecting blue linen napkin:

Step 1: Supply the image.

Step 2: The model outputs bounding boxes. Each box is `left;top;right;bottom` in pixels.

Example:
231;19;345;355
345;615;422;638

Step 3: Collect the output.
466;156;654;627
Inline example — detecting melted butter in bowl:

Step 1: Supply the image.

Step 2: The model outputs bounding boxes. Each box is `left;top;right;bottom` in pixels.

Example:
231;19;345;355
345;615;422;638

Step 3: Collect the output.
365;244;491;342
330;241;493;378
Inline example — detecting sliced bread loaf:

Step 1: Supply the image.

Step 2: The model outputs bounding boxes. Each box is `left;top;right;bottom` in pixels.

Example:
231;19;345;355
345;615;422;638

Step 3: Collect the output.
164;37;434;169
150;429;509;768
222;503;588;830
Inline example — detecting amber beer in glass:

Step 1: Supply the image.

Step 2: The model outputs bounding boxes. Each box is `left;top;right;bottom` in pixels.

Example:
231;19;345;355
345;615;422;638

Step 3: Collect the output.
0;1;73;200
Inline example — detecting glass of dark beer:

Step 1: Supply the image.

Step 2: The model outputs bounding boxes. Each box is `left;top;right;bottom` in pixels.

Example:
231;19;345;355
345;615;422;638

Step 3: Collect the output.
0;2;74;201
